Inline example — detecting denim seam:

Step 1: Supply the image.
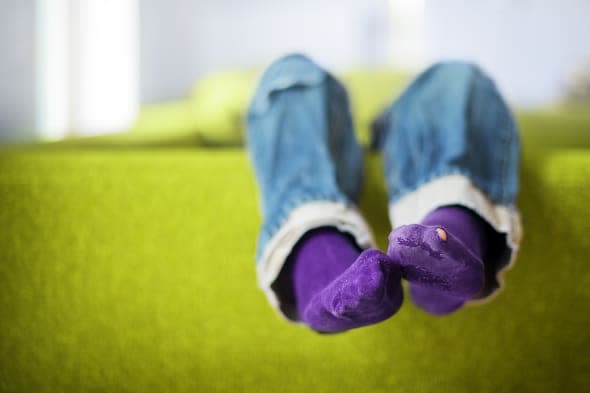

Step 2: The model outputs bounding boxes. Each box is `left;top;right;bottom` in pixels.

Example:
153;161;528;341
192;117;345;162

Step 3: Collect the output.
498;121;508;204
501;115;516;204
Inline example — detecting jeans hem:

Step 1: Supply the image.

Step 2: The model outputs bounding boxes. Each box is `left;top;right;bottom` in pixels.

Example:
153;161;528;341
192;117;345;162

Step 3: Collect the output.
256;200;376;322
388;173;522;302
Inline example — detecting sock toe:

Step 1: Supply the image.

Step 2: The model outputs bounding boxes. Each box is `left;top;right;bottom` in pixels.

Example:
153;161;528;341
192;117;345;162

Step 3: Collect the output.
303;249;403;332
387;224;484;298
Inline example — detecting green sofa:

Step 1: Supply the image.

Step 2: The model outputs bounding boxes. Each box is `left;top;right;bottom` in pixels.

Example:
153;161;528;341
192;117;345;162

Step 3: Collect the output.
1;71;589;392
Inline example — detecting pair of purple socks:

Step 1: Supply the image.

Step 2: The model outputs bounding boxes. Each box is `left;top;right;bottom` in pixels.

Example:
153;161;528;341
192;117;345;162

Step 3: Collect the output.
279;205;492;333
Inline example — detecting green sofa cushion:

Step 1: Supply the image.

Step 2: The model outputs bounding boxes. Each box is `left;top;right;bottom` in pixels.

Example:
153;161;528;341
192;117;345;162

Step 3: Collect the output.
1;141;589;392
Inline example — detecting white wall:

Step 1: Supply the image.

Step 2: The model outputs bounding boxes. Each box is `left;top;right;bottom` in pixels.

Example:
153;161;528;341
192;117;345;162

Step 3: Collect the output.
0;0;36;142
141;0;590;106
139;0;391;102
1;0;589;142
424;0;590;106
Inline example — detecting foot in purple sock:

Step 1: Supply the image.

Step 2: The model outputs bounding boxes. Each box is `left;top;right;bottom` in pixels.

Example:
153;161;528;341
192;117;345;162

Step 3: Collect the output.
279;227;403;333
302;249;403;333
387;206;488;315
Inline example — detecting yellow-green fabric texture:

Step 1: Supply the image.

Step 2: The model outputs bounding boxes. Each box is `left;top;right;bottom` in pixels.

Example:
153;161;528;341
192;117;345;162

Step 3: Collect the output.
1;72;590;392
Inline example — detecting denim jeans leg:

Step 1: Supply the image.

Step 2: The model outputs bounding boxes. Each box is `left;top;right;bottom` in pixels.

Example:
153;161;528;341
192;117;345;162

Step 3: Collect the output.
373;61;522;300
246;54;375;320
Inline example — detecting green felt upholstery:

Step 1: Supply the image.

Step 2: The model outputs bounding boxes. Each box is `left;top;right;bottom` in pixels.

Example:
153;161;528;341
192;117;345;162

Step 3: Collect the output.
1;78;590;391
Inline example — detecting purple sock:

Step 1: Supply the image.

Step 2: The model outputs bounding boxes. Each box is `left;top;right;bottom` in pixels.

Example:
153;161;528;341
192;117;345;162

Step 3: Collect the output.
387;206;488;315
278;227;403;333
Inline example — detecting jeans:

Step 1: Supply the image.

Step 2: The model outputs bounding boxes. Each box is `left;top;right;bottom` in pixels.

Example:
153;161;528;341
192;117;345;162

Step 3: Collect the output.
246;54;522;320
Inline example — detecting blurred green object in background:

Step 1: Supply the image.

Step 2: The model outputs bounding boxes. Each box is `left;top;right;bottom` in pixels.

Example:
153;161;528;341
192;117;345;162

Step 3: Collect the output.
189;69;259;146
53;68;590;151
186;68;412;147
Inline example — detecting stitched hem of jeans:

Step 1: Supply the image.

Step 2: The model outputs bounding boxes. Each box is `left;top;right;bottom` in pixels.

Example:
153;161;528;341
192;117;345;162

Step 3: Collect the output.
256;193;349;260
389;167;511;206
388;173;522;304
257;200;376;323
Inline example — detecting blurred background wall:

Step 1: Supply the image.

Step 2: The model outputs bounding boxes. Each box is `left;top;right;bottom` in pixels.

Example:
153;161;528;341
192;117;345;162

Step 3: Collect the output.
1;0;589;142
0;0;36;142
424;0;590;107
140;0;390;103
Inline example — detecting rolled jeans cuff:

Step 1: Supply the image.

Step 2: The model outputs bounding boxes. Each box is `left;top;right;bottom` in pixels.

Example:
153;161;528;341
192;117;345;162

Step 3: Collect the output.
257;201;376;321
389;173;523;302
